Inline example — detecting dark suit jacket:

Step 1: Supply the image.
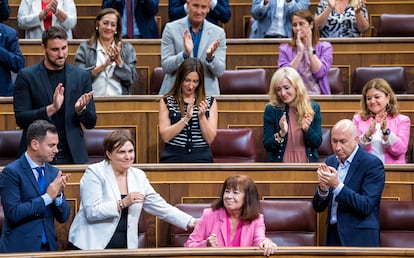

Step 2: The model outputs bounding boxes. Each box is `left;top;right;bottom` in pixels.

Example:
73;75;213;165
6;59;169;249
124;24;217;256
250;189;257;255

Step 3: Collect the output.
0;0;10;22
102;0;159;38
312;147;385;246
263;100;322;162
13;62;97;164
0;155;70;252
168;0;231;25
0;23;25;96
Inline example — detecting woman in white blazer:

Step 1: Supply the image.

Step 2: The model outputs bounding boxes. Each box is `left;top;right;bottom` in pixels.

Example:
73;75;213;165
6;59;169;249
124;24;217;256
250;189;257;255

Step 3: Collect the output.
17;0;77;39
68;130;196;250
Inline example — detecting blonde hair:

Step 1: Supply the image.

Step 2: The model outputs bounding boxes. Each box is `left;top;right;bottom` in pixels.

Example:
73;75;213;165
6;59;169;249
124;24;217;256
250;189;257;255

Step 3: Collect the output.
268;67;315;124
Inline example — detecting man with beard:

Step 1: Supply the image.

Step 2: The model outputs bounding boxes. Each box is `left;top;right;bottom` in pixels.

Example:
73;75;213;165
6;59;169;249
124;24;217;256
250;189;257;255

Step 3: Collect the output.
13;26;96;164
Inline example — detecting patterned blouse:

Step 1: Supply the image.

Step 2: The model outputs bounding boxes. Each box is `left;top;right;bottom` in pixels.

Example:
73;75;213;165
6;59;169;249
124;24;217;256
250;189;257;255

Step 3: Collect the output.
315;0;368;38
163;95;214;149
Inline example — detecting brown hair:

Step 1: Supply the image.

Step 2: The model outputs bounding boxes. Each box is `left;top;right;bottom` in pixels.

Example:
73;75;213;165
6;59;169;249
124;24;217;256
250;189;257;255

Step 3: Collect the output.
268;67;315;124
358;78;399;120
211;175;261;222
89;8;122;46
103;130;135;161
164;58;206;115
26;120;58;146
289;9;320;48
42;26;67;46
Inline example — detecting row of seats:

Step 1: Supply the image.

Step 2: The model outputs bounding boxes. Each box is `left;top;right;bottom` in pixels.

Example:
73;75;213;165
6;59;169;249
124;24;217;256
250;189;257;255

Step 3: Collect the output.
1;200;413;248
376;14;414;37
171;200;414;248
149;66;409;95
0;127;330;165
2;127;413;165
0;128;261;165
0;128;133;166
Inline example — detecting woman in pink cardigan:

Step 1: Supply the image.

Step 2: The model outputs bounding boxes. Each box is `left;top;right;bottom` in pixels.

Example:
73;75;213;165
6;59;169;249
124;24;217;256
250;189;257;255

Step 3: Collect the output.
352;78;411;164
184;175;277;256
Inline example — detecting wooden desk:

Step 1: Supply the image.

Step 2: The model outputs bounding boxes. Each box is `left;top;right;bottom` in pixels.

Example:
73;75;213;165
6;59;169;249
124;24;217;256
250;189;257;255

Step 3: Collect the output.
16;37;414;94
1;95;413;163
25;163;414;248
0;247;414;258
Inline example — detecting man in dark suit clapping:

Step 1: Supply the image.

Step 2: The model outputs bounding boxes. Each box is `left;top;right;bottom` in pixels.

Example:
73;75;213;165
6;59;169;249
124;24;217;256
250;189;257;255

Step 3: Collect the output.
13;26;96;164
313;119;385;246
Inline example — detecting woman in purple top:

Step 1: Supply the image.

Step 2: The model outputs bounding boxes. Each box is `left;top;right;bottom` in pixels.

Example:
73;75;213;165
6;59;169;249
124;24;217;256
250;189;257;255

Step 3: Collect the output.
278;9;332;95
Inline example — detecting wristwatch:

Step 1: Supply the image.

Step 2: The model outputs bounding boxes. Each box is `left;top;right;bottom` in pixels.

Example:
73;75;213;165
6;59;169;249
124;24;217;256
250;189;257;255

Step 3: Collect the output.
364;133;372;141
382;128;391;136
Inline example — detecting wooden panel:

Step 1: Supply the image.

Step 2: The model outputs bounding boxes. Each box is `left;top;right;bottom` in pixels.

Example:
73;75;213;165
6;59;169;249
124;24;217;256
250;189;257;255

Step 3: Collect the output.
1;246;414;258
10;163;413;248
15;38;414;94
7;0;414;38
1;95;414;163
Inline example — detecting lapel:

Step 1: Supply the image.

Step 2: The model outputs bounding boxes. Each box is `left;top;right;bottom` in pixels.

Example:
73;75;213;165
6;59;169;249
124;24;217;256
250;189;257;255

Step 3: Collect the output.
343;147;363;186
198;21;211;58
43;163;56;189
21;156;43;194
37;62;54;103
133;0;139;9
218;208;228;246
104;162;122;199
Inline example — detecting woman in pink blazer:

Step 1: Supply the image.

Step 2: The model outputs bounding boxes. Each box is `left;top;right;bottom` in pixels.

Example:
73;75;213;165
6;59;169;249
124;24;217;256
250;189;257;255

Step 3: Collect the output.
184;175;277;256
352;78;411;164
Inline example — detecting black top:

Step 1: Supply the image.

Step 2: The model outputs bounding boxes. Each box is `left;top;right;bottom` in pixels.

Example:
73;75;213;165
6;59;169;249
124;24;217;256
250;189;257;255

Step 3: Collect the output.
106;195;128;249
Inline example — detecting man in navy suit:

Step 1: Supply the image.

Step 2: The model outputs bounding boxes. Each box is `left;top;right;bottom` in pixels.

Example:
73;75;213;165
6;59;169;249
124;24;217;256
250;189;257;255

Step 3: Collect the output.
102;0;159;38
313;119;385;246
14;26;96;164
0;22;25;96
0;120;71;252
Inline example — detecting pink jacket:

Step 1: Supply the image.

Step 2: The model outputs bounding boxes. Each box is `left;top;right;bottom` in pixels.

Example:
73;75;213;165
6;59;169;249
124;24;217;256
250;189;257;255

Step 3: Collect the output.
352;113;411;164
184;208;266;247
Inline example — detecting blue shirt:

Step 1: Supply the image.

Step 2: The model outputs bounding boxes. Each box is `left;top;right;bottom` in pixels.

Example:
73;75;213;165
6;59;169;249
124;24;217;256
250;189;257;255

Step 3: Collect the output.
122;0;141;37
25;152;63;206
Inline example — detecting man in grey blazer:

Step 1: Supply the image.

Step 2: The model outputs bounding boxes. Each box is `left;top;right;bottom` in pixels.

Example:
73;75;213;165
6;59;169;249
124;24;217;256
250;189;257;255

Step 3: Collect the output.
159;0;226;95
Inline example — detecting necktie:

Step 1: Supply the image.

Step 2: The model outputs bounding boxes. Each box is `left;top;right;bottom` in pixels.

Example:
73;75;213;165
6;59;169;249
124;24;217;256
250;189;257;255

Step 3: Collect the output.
126;0;134;38
35;167;48;244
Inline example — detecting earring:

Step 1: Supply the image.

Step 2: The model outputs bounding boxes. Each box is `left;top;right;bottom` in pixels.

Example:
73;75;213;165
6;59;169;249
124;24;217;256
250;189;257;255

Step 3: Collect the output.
115;31;117;35
96;27;98;30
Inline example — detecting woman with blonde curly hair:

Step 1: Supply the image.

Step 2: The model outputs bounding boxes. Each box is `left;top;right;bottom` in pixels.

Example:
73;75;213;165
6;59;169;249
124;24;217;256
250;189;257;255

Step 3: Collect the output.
263;67;322;162
352;78;411;163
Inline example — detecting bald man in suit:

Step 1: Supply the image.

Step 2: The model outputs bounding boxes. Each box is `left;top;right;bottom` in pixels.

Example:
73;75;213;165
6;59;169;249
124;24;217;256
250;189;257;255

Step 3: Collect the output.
313;119;385;246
